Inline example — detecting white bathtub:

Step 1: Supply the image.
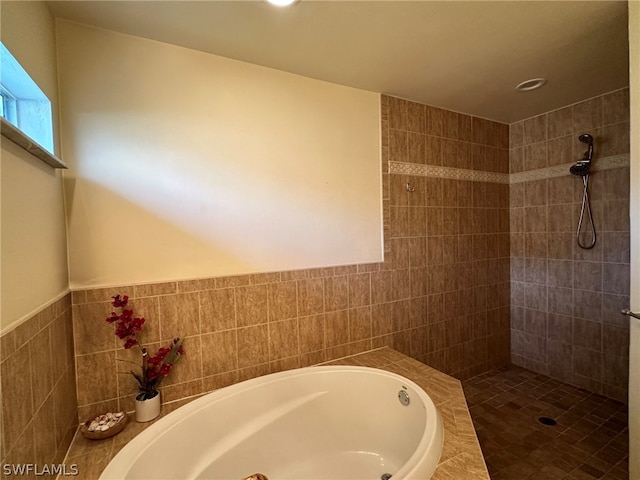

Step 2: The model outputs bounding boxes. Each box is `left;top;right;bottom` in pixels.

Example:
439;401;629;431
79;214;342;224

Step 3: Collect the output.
100;366;444;480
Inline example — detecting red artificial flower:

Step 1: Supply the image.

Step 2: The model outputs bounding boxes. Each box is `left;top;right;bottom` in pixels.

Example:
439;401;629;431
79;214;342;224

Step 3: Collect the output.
107;294;185;400
112;295;129;308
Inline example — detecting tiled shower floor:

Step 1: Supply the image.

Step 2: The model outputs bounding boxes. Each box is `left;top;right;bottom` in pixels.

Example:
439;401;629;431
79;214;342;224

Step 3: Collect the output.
462;366;629;480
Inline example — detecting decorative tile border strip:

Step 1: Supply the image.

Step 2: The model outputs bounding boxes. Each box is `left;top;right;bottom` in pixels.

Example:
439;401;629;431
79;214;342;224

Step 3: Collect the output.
388;161;510;184
509;154;630;184
389;153;630;185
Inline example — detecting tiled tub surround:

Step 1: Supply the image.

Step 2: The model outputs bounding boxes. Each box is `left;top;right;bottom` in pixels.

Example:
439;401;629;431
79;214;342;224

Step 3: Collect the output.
509;87;631;402
63;348;490;480
71;95;512;418
0;294;78;479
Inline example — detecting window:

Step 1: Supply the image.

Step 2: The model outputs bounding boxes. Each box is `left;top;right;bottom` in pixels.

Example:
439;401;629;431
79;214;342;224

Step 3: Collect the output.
1;42;54;154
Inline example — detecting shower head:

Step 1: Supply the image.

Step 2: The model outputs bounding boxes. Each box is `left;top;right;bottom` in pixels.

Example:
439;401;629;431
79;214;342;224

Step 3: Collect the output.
579;133;593;145
570;133;595;177
570;162;590;177
578;133;594;162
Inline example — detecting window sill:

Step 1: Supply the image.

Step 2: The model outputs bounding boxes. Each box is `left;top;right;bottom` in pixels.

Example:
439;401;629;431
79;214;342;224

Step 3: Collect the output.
1;117;67;169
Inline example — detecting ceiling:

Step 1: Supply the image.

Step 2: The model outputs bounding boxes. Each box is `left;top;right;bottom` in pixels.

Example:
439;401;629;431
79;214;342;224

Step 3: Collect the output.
46;0;630;124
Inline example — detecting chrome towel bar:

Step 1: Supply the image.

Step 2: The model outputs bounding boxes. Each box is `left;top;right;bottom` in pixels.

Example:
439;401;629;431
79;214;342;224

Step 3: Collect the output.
621;309;640;320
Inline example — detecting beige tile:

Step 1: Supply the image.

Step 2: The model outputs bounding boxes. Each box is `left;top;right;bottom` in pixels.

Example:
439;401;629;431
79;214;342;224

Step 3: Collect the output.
349;306;372;342
388;96;407;130
126;297;161;346
29;328;53;411
237;325;269;369
442;110;458;139
201;330;237;376
524;141;547;170
215;275;251;288
523;114;547;145
269;356;300;374
76;351;118;406
14;315;39;350
133;282;177;298
250;272;282;285
236;284;268;327
424;177;443;207
432;451;489;479
158;292;200;340
324;275;349;312
177;278;217;293
198;289;235;335
602;262;630;296
2;422;36;473
202;371;239;392
237;363;270;382
407;132;426;164
53;369;79;438
71;290;87;305
407;101;426;133
268;319;299;361
426;105;443;136
425;135;442;165
299;350;325;367
472;117;488;145
85;286;135;304
299;314;325;354
357;263;380;274
573;96;602;134
1;328;17;362
88;302;132;357
348;273;371;308
547;105;573;139
371;270;395;305
389;128;407;163
458;114;472;142
600;121;630;157
510;121;524;148
163;336;202;386
33;394;57;466
297;277;324;317
325;310;349;347
426;207;443;236
1;344;34;454
69;449;112;480
161;379;203;402
36;303;57;331
602;88;630;125
308;267;335;279
268;281;297;322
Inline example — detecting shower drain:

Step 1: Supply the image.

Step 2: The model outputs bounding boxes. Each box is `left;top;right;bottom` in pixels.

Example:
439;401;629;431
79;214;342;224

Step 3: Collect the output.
538;416;557;426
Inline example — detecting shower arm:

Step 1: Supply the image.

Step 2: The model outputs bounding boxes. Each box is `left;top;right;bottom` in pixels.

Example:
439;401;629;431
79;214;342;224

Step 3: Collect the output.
621;309;640;320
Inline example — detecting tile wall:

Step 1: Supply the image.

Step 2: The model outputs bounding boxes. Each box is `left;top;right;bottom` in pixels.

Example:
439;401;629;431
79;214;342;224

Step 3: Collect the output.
509;87;631;401
70;95;512;418
0;294;77;479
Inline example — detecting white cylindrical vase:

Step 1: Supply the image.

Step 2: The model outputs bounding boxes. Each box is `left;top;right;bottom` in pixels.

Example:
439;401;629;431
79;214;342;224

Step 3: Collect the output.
135;391;161;422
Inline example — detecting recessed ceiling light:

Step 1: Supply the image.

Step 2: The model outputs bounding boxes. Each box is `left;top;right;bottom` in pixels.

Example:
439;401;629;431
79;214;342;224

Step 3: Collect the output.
266;0;299;6
515;78;547;92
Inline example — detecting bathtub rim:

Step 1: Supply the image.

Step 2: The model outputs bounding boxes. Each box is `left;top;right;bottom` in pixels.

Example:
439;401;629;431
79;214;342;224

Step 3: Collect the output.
100;365;443;480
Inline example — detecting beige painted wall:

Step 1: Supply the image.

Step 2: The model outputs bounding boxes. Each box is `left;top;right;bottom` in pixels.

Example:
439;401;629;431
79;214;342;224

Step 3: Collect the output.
0;1;69;330
56;21;382;289
628;1;639;477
